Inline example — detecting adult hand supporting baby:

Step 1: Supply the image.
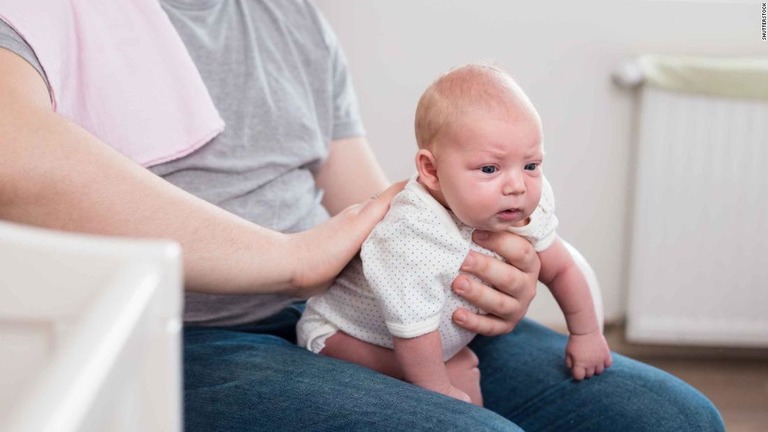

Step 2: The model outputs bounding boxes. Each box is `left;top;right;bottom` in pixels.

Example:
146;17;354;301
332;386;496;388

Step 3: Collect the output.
451;230;540;336
287;180;406;298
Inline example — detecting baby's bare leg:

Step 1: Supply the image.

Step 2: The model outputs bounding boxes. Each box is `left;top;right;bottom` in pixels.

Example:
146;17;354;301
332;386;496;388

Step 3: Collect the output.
322;332;482;406
321;331;404;379
446;347;483;406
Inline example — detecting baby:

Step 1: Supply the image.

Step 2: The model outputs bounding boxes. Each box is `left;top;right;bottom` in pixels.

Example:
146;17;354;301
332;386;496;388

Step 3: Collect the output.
297;63;611;405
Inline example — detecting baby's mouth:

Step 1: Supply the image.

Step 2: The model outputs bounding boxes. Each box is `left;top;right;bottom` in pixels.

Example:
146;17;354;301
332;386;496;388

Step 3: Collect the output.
496;208;523;221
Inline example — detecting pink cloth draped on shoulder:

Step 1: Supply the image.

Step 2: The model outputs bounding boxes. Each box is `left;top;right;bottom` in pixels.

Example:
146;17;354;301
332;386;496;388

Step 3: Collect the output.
0;0;224;167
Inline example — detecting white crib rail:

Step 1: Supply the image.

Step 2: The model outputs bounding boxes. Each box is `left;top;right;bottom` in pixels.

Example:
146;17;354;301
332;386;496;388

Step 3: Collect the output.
0;221;182;432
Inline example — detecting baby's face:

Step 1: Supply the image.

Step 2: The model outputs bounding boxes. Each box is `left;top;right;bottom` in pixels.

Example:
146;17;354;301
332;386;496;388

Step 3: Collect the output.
432;108;543;232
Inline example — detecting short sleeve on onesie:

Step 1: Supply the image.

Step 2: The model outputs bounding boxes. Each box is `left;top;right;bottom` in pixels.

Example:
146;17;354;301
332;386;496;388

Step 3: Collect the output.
509;176;559;252
361;181;470;339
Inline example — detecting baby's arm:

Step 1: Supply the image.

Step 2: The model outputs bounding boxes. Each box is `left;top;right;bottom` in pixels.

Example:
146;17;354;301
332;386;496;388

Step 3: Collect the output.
538;237;612;380
394;331;471;403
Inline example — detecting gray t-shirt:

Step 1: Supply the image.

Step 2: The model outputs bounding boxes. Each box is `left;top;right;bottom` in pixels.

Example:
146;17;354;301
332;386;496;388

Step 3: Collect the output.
0;0;365;326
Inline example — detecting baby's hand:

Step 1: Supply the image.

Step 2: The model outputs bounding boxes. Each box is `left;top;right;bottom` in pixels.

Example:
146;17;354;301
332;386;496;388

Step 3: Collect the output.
565;331;613;380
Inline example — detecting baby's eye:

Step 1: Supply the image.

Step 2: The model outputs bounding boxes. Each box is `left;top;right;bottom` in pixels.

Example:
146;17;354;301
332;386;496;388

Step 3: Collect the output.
524;163;539;171
480;165;498;174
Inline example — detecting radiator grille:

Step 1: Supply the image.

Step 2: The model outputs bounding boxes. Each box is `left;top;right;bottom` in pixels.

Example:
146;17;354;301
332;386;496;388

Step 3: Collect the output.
626;86;768;347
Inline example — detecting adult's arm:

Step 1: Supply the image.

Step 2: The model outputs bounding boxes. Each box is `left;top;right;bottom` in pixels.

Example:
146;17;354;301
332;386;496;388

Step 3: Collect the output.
0;48;398;297
314;136;389;215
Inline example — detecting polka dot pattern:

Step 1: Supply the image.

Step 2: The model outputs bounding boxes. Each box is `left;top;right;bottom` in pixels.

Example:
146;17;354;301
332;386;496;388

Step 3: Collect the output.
299;175;558;361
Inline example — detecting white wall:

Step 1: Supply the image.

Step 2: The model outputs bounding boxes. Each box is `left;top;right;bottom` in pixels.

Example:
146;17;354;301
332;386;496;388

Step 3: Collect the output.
316;0;765;327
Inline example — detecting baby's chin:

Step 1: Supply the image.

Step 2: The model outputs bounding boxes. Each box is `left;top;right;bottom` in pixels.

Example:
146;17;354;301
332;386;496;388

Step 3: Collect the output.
470;217;529;233
454;209;532;232
471;213;529;232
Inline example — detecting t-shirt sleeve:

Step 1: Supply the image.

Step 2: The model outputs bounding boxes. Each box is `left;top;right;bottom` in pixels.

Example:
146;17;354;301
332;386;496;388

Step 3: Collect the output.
0;18;50;90
305;2;365;141
360;205;468;339
509;175;559;252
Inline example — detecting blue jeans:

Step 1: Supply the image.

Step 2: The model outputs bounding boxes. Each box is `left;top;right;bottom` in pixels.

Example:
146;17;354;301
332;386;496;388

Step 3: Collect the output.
183;304;724;431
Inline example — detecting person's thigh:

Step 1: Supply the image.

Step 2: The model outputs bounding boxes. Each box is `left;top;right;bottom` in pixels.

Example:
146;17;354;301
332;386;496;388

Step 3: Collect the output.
184;321;520;431
471;319;725;432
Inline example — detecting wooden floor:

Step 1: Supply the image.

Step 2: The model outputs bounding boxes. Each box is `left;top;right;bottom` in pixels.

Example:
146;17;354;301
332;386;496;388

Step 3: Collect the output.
603;324;768;432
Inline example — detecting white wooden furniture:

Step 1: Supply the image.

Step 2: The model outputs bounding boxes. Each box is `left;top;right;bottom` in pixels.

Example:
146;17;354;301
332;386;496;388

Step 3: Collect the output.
0;221;183;432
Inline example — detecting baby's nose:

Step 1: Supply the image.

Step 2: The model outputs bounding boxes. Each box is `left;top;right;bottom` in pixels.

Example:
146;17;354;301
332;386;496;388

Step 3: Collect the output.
502;172;526;195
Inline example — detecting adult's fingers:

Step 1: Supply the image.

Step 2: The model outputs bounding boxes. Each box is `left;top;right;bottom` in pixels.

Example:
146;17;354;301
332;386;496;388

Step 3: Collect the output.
472;230;541;275
458;250;535;302
328;179;406;251
452;248;538;336
353;180;406;226
289;180;405;296
452;306;517;337
451;270;522;336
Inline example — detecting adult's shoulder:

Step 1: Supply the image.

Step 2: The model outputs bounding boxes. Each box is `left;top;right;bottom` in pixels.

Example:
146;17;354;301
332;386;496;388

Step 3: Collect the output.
0;18;49;94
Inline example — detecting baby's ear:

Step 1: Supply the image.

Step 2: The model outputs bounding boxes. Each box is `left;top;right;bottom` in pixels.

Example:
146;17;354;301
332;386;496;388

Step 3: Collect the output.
415;148;440;191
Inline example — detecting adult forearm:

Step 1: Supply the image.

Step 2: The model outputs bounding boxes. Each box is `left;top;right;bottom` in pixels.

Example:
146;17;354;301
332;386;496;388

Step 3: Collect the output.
0;109;293;295
0;48;403;298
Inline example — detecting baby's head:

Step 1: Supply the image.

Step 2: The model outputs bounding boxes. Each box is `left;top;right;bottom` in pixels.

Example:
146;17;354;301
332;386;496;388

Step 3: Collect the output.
413;63;545;232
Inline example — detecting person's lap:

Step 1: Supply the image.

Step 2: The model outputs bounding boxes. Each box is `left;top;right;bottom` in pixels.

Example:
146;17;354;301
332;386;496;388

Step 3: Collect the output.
183;305;724;431
470;320;723;431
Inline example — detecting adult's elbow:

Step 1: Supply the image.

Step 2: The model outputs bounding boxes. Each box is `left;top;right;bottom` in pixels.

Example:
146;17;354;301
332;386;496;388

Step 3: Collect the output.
0;123;56;219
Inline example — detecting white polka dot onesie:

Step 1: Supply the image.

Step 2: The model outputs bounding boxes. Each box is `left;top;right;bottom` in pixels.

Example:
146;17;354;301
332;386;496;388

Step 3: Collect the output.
297;174;558;361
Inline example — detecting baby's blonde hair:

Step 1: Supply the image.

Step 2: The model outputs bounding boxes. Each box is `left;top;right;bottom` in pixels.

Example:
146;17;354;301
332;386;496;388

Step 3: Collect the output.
414;62;539;150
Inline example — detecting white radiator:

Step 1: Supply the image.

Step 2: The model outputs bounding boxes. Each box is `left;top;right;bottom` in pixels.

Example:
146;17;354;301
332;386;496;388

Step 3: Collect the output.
619;60;768;347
